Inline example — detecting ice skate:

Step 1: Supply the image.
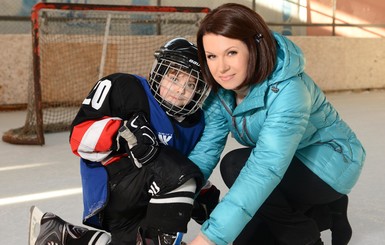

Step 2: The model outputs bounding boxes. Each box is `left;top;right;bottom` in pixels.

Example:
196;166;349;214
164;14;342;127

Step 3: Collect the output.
28;206;111;245
136;227;186;245
29;206;45;245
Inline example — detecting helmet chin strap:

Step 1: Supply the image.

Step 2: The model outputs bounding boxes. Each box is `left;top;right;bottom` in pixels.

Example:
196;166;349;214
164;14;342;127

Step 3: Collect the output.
166;111;185;122
163;100;187;122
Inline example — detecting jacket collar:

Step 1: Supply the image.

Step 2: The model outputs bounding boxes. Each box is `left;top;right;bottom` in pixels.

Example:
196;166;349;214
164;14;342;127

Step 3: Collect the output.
217;81;268;116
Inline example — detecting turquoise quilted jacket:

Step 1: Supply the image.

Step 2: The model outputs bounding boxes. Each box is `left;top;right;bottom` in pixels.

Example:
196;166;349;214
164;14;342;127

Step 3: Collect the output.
188;32;366;245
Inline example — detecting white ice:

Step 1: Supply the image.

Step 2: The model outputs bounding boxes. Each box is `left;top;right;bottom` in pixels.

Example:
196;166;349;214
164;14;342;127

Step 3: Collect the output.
0;90;384;245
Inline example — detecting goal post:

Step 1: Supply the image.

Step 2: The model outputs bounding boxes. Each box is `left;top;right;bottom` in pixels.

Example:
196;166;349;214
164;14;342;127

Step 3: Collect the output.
2;2;210;145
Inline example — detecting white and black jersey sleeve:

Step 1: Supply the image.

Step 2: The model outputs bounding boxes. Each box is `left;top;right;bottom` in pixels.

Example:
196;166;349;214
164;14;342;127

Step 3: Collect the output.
69;73;150;163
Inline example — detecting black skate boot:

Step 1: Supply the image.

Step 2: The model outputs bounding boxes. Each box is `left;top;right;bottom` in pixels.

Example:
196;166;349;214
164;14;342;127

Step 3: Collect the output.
29;206;111;245
329;195;352;245
136;227;186;245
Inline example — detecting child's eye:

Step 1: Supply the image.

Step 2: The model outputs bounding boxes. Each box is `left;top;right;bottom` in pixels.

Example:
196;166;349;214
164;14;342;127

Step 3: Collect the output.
168;74;179;83
187;82;196;90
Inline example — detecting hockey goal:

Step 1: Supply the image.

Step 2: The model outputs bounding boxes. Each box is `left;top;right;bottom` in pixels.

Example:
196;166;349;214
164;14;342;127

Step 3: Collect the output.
2;2;209;145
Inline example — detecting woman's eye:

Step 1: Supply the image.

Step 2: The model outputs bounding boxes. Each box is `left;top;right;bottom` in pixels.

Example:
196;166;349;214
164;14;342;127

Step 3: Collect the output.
206;54;215;60
228;50;237;56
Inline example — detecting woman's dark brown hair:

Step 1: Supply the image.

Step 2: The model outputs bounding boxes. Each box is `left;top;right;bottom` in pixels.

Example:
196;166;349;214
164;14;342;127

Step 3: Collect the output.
197;3;277;92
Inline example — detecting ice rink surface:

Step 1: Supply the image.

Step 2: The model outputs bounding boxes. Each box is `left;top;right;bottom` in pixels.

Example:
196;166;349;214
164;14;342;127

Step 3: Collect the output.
1;90;384;245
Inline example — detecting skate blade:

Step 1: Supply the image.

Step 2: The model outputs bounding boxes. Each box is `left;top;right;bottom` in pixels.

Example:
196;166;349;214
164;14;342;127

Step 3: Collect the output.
29;206;44;245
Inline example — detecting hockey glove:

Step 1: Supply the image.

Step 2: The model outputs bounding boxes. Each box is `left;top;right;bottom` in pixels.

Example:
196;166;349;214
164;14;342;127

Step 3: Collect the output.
118;112;159;168
191;182;220;225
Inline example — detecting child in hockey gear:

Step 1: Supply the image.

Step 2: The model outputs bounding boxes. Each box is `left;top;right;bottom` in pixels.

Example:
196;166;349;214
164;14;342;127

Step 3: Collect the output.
30;38;216;245
29;206;111;245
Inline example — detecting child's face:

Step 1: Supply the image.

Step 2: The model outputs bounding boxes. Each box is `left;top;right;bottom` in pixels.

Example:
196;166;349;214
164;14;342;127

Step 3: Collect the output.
159;69;197;107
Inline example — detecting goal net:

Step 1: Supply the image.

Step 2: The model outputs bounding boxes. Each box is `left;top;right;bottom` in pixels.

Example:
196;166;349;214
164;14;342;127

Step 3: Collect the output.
2;2;209;145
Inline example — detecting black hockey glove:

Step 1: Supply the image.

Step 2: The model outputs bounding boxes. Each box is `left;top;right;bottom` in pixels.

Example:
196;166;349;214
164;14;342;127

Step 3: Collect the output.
191;183;220;225
118;112;159;168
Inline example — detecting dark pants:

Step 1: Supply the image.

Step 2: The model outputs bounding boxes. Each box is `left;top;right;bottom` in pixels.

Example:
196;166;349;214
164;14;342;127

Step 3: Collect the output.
220;148;345;245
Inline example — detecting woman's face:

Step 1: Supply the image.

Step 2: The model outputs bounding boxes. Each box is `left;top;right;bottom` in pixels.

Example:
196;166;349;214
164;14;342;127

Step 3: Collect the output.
159;69;197;107
202;33;250;91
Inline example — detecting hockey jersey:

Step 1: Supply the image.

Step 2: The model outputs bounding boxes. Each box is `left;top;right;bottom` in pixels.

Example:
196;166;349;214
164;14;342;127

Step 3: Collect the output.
69;73;205;228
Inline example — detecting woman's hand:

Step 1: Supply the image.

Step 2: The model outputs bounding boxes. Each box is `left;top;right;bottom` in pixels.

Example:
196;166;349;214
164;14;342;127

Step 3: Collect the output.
188;233;215;245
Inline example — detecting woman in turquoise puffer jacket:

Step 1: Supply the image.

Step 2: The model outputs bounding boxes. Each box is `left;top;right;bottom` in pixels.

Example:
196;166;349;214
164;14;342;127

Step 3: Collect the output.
188;3;365;245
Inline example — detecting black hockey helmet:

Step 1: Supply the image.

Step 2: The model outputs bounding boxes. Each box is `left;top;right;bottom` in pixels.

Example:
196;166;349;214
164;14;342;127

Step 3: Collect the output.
149;38;210;118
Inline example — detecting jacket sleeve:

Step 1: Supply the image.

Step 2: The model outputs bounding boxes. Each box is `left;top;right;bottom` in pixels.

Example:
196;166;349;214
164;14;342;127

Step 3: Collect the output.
70;117;122;161
188;92;230;182
200;80;312;245
69;73;149;163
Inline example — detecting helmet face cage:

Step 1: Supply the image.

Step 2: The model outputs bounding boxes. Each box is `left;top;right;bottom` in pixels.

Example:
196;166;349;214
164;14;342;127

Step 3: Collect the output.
150;58;210;118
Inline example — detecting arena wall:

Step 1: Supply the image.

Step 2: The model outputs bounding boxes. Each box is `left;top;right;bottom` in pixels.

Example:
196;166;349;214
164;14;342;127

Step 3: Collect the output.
0;34;384;107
